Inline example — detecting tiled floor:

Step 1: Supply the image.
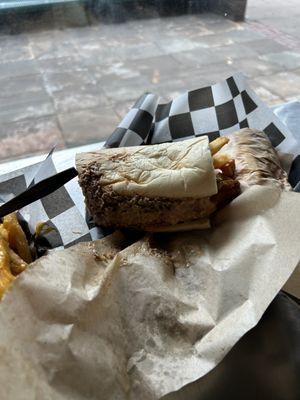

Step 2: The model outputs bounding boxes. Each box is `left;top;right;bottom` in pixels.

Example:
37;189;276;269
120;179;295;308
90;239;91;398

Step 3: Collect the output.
0;0;299;162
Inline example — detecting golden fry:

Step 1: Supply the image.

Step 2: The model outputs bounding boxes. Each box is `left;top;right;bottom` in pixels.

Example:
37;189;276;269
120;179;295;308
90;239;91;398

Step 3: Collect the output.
0;213;31;299
213;154;231;169
0;225;9;241
0;237;15;299
209;137;229;155
8;249;28;276
3;213;32;263
219;159;236;178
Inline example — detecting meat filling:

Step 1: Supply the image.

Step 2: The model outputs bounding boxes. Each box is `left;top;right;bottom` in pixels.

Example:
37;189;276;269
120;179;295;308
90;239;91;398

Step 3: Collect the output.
79;167;240;230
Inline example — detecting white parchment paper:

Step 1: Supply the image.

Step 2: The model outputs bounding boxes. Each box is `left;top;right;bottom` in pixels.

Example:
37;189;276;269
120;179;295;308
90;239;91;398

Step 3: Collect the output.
0;185;299;400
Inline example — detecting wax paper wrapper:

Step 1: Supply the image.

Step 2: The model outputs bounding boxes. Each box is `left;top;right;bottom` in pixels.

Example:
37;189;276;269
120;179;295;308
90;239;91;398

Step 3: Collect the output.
0;185;300;400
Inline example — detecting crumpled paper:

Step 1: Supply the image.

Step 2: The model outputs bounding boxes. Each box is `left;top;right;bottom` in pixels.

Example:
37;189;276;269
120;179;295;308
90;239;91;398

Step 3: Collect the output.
0;185;299;400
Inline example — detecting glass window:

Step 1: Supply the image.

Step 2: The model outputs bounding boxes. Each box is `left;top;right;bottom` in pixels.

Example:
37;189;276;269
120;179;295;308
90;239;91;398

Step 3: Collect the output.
0;0;299;162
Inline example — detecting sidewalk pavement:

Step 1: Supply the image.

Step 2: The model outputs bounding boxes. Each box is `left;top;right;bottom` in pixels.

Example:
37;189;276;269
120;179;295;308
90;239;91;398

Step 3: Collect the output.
0;0;299;162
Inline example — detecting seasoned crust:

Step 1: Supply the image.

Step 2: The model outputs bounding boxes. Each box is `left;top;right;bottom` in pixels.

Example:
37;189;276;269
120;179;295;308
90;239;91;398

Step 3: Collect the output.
78;167;240;230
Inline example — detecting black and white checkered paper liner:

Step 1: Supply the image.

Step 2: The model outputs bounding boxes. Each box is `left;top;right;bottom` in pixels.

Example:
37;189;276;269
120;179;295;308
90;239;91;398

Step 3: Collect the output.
0;73;299;250
0;153;104;250
107;73;300;181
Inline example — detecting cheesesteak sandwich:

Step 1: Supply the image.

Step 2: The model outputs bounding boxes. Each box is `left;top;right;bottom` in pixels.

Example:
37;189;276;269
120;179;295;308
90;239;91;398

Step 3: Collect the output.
76;135;240;231
76;128;289;232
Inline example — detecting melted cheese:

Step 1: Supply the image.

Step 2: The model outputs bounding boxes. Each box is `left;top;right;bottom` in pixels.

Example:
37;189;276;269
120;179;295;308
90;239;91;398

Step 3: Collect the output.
76;137;217;199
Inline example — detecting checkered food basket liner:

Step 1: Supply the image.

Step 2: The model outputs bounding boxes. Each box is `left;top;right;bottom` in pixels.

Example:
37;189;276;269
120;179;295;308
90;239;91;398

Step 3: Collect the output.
0;73;299;249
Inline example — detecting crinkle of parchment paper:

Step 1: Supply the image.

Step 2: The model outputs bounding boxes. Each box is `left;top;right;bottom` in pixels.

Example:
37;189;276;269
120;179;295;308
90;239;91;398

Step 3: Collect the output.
0;186;300;400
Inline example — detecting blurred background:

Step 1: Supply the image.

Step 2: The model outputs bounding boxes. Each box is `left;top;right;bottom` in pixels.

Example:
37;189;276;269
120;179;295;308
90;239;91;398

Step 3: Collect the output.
0;0;299;162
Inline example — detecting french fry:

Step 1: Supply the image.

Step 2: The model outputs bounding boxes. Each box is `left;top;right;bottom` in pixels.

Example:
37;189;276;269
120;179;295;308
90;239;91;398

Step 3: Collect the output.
220;159;236;178
0;237;15;299
213;154;231;169
8;249;28;276
209;137;229;155
213;154;236;177
0;225;9;242
3;213;32;263
0;213;32;298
